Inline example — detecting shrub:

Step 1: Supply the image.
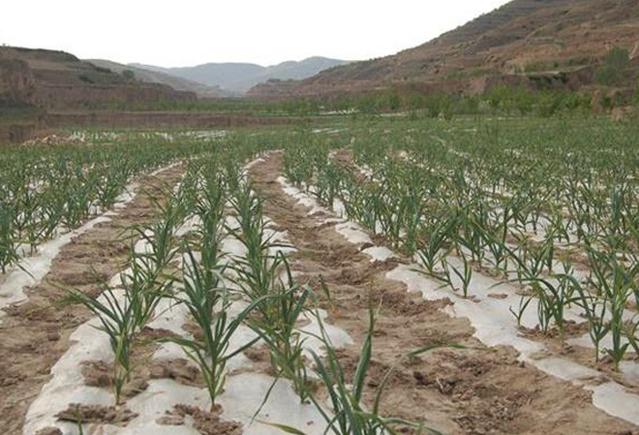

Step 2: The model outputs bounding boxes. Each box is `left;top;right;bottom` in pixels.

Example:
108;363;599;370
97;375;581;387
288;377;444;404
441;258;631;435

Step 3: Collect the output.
122;69;136;81
596;47;630;86
78;74;94;84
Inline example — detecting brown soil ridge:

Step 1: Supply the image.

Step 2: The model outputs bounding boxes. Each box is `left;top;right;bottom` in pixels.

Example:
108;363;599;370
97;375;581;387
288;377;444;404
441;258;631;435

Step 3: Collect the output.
0;164;185;434
248;151;638;435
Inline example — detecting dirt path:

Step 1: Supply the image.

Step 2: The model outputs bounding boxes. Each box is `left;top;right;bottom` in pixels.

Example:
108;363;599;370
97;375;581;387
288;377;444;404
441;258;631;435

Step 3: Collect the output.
0;164;184;434
249;151;638;435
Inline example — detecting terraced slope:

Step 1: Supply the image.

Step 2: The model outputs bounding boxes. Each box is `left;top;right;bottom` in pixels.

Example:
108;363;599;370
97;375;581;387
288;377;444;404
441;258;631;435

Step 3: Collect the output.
250;0;639;96
0;46;195;110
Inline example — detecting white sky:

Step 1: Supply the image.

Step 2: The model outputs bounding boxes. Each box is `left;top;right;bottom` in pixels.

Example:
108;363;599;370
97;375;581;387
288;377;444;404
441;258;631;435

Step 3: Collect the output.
2;0;511;67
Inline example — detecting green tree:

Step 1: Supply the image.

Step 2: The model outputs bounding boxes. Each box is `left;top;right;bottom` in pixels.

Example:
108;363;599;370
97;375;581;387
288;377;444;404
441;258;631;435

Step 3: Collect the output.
596;47;630;86
388;93;401;111
122;69;136;82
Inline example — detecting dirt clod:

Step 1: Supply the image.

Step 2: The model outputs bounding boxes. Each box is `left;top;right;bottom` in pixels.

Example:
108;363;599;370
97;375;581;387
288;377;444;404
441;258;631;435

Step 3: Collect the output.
158;404;242;435
55;403;137;425
150;358;202;386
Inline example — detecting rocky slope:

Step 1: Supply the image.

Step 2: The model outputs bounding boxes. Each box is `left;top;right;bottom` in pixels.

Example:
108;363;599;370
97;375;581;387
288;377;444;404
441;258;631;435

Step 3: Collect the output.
0;47;195;111
249;0;639;97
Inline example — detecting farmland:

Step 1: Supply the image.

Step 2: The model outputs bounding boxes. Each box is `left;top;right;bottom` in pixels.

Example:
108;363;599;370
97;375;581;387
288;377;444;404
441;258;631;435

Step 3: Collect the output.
1;116;638;434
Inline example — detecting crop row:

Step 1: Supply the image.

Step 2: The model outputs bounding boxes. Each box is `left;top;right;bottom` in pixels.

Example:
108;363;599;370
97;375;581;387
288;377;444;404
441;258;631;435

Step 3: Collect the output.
0;135;231;273
281;119;639;369
51;141;434;433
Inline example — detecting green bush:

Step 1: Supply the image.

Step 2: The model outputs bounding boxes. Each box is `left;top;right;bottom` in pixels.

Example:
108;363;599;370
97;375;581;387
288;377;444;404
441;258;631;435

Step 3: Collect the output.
78;74;94;84
596;47;630;86
122;69;136;81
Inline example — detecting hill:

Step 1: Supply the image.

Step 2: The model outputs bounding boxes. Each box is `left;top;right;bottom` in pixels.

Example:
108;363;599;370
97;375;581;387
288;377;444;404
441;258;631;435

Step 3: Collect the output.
249;0;639;97
133;57;350;94
0;46;195;111
86;59;226;98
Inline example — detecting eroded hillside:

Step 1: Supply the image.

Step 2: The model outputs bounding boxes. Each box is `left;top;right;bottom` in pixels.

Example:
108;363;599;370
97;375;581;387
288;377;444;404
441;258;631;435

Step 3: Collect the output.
250;0;639;97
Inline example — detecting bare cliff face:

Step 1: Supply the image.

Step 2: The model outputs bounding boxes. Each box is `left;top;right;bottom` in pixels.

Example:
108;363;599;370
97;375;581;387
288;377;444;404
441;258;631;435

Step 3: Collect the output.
0;57;36;106
0;47;195;111
249;0;639;97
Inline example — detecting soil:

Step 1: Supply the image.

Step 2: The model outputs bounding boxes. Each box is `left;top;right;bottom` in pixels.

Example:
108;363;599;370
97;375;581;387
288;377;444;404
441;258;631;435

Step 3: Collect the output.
0;164;184;434
34;404;138;435
247;151;639;435
55;403;138;425
158;404;242;435
149;358;204;387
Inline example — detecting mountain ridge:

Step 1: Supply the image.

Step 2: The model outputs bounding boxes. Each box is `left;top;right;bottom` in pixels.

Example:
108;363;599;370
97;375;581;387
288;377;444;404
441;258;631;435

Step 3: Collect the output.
131;56;351;94
85;59;227;98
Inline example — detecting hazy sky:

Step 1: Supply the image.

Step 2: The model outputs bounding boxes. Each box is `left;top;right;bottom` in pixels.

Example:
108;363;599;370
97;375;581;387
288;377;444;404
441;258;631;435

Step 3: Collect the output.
3;0;511;67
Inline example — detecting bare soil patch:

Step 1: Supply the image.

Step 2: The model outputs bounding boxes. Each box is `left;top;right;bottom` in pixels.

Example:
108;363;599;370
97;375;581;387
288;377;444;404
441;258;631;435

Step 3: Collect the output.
158;404;242;435
55;403;138;425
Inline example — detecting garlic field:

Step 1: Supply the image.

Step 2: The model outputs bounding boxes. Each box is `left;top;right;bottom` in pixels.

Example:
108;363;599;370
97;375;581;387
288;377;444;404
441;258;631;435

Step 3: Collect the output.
1;118;638;435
